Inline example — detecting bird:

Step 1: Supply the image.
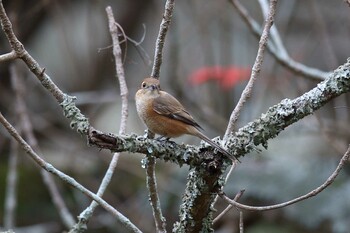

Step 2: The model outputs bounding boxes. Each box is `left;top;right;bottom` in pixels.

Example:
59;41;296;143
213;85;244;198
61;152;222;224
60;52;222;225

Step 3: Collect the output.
135;77;240;162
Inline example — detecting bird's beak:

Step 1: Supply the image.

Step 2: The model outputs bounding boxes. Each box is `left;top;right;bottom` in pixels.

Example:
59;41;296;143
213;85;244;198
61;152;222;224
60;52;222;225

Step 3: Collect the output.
150;85;158;91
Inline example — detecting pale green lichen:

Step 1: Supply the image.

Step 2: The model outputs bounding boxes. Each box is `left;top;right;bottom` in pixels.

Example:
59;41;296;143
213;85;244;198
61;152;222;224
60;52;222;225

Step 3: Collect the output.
60;94;89;134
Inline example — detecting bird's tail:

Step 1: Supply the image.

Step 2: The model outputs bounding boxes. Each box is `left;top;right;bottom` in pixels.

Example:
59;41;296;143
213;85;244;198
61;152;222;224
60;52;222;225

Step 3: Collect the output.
194;131;240;163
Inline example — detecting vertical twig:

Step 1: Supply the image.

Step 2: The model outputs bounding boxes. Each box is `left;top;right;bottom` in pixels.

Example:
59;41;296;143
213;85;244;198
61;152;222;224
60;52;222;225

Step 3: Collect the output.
4;137;19;229
70;6;130;232
224;0;278;140
10;63;75;228
146;157;167;233
239;211;244;233
146;1;176;232
150;0;175;79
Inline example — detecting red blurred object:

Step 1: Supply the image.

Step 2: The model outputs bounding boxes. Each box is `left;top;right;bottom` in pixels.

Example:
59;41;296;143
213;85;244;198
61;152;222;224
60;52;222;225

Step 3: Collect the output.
188;66;250;90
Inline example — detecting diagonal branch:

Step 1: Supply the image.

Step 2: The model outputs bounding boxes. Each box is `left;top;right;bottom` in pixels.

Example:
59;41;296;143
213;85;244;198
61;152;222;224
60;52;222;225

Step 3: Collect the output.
70;6;131;232
10;63;75;228
224;0;278;140
0;112;142;233
89;59;350;162
0;0;89;135
229;0;330;81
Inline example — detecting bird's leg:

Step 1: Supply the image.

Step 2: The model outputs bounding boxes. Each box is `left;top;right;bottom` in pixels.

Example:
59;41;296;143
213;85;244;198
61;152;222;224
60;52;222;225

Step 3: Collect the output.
145;129;155;139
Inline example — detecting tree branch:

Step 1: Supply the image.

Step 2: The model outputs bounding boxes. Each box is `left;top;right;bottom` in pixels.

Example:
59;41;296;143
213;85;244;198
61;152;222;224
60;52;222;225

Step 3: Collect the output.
0;0;89;135
213;189;245;225
70;6;131;232
89;58;350;162
146;1;176;231
224;0;278;140
10;63;75;229
150;0;175;79
146;156;167;233
0;112;142;233
0;50;16;62
229;0;330;81
220;145;350;211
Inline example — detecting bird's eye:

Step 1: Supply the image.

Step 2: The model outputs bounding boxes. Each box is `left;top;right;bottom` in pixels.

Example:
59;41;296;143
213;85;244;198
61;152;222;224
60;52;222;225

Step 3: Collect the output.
141;82;147;88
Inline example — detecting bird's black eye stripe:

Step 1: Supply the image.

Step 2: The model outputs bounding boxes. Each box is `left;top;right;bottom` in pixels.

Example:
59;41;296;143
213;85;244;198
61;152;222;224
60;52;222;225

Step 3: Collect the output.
142;82;147;88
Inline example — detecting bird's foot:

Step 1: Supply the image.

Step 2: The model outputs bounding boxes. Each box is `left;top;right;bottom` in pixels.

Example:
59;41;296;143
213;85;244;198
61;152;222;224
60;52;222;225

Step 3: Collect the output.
156;135;170;141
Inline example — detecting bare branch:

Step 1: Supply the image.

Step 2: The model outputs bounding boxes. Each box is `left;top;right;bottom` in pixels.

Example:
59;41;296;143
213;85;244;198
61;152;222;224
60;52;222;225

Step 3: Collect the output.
70;6;131;232
0;50;16;62
146;156;167;233
229;0;330;80
0;0;89;134
0;112;142;233
224;0;278;140
150;0;175;79
10;63;75;228
213;190;245;224
146;1;177;230
220;145;350;211
89;58;350;162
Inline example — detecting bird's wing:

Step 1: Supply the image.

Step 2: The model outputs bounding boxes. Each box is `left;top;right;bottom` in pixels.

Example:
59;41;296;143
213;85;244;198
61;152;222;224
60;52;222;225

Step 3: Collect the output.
153;91;203;130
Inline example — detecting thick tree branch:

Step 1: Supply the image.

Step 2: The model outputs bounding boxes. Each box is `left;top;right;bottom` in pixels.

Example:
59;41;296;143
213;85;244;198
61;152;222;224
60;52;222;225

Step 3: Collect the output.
225;59;350;158
89;59;350;163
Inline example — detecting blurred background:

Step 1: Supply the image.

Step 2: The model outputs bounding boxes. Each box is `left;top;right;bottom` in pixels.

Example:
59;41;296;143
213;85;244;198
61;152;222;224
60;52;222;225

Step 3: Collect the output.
0;0;350;232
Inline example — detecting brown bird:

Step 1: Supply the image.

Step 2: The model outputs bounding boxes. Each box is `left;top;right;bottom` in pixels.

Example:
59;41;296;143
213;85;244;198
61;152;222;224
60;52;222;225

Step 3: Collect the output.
135;77;239;162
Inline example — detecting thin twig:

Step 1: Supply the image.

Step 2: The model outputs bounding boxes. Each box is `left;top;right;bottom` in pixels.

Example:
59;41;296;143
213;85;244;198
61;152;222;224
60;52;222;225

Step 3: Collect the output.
146;156;167;233
219;145;350;211
150;0;175;79
0;112;142;233
257;0;287;57
144;1;176;231
213;189;245;224
0;0;65;103
213;162;237;206
239;210;244;233
10;63;75;228
70;6;131;232
224;0;278;140
229;0;329;81
0;1;89;135
0;50;16;62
